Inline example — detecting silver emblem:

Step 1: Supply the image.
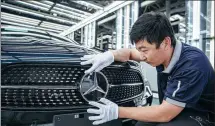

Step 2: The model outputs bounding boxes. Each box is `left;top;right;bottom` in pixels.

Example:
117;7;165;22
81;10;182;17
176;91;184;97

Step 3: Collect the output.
79;72;109;102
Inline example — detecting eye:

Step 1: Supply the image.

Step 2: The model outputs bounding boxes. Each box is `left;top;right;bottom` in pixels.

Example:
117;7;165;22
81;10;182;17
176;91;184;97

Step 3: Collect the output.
142;50;148;53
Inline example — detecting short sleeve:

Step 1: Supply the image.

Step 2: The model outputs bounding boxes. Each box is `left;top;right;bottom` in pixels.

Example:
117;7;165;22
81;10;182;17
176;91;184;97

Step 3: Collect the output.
164;69;207;107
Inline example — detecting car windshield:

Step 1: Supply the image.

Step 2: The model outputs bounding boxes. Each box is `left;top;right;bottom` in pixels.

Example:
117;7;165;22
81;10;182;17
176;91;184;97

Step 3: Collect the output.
1;25;79;44
1;26;97;64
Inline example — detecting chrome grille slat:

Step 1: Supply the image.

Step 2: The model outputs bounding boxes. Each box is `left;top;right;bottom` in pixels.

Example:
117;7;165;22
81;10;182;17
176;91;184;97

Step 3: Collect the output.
109;83;142;87
1;86;78;89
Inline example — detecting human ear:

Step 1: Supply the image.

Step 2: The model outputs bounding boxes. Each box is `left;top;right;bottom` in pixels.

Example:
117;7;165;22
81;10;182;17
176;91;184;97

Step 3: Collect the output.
163;37;171;49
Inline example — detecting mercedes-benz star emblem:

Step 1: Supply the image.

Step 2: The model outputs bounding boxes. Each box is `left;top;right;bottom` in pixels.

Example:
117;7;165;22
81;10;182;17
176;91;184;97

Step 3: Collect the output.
79;72;109;102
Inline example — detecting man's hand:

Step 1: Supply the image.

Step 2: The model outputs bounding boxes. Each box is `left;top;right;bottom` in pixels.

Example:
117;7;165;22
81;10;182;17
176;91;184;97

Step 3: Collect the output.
80;51;114;74
87;98;118;125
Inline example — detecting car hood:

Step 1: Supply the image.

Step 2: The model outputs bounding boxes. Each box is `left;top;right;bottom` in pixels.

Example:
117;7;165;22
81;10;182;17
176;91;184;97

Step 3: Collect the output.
1;33;140;69
1;35;98;64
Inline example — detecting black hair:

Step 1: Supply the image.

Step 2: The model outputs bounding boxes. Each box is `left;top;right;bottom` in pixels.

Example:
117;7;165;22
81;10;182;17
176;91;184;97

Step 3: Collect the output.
130;12;176;48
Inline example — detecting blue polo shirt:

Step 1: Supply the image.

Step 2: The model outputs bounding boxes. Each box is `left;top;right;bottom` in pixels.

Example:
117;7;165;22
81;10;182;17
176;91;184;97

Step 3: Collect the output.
156;41;215;115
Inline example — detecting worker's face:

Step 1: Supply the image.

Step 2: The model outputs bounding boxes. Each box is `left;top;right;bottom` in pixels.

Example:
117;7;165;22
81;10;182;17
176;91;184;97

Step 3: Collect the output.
135;39;168;67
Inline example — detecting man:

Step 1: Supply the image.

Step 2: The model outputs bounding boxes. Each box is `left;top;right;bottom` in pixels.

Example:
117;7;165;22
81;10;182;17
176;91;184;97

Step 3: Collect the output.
81;12;215;126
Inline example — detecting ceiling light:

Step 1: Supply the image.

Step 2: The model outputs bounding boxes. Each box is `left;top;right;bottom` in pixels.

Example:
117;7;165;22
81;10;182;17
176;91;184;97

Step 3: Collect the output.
55;3;91;16
141;0;156;7
73;1;103;10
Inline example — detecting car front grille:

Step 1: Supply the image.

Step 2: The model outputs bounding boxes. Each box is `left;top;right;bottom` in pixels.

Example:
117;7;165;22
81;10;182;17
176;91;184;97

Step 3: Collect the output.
1;65;85;86
1;64;144;110
107;84;144;101
1;88;87;108
102;68;142;84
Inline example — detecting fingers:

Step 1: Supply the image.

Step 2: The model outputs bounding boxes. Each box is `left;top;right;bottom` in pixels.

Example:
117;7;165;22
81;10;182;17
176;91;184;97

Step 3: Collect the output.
89;101;104;108
99;98;112;105
85;63;98;74
92;119;106;125
81;59;93;65
80;55;95;61
87;108;101;115
94;64;104;72
88;114;104;121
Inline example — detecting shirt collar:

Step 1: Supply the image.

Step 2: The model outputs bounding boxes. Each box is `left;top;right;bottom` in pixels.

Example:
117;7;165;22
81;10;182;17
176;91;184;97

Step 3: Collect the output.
162;41;182;73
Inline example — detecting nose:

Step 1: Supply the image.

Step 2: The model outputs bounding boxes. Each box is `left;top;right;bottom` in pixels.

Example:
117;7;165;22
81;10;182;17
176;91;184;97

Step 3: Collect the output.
139;53;147;61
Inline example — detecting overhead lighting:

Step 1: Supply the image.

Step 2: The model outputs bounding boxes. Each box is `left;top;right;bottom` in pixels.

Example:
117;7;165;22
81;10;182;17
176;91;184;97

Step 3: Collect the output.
55;3;92;16
1;4;43;17
170;17;175;22
40;1;54;6
1;12;40;25
97;35;112;40
141;0;156;7
170;14;184;22
46;16;76;25
2;18;38;26
53;6;87;19
174;14;184;20
60;1;132;36
28;1;51;8
40;21;70;31
179;28;186;33
1;3;77;25
73;1;103;10
179;23;186;27
51;9;84;21
42;21;70;29
1;20;61;33
15;1;49;11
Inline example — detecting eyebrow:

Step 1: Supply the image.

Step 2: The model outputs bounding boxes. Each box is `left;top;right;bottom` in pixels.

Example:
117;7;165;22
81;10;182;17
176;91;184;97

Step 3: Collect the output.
137;46;147;50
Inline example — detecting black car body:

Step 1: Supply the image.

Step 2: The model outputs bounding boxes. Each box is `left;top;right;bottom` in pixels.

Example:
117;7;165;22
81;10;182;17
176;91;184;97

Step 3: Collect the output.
1;25;153;126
